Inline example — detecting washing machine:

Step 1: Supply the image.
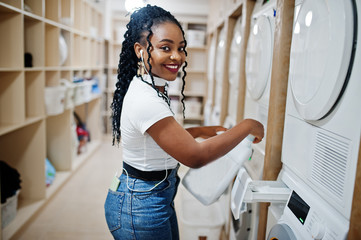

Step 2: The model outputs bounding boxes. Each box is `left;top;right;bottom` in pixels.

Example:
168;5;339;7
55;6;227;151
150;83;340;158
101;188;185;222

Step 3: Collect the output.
265;0;304;235
223;15;254;240
231;0;278;239
204;35;217;126
243;0;276;155
268;0;360;238
224;15;243;129
210;26;227;126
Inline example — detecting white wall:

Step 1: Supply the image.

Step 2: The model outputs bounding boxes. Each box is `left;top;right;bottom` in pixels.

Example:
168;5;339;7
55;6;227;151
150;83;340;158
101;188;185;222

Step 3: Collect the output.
110;0;209;16
99;0;209;40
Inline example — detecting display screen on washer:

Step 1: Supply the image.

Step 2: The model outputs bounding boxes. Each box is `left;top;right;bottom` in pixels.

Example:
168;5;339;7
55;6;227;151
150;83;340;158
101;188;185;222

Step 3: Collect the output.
287;191;310;225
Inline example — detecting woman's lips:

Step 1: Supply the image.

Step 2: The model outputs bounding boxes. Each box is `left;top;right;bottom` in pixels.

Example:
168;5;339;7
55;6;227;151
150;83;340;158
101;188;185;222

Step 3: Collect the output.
164;64;180;73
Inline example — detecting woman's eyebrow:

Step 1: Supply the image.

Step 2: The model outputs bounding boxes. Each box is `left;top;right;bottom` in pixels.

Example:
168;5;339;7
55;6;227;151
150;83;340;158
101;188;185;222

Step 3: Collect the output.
159;39;185;45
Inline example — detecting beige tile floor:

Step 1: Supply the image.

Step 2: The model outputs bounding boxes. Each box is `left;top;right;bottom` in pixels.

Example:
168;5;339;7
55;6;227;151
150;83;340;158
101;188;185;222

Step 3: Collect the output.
13;137;122;240
12;136;190;240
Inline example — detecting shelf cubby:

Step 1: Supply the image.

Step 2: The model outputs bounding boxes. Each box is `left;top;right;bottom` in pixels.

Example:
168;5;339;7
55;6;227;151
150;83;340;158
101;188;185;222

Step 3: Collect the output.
83;37;91;67
25;71;45;119
45;70;60;86
0;71;25;131
60;29;71;66
73;0;84;32
184;72;206;96
0;8;23;69
84;2;91;34
73;69;82;79
45;0;60;22
73;33;82;67
45;23;60;67
24;0;44;17
0;0;21;9
46;109;73;171
0;121;46;201
112;44;121;67
60;0;72;26
90;7;102;38
186;47;207;72
97;41;104;67
61;70;71;80
74;97;102;143
24;16;44;68
91;40;96;67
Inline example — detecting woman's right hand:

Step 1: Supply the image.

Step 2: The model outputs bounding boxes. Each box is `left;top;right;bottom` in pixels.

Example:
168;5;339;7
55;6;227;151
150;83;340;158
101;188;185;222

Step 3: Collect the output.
244;119;264;144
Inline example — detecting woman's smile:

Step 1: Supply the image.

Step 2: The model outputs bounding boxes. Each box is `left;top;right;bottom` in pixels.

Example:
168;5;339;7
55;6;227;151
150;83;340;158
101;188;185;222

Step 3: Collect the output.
164;64;181;73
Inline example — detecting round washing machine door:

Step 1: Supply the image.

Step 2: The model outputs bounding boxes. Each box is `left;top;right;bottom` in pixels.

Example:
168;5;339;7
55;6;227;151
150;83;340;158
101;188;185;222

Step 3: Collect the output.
215;27;227;82
267;223;297;240
245;15;274;100
207;35;217;84
229;16;243;89
214;27;227;105
228;16;243;121
207;35;217;100
289;0;356;121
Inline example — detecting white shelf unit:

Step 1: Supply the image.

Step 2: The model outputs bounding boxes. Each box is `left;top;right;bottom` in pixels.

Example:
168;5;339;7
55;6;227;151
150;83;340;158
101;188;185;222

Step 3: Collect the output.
0;1;104;239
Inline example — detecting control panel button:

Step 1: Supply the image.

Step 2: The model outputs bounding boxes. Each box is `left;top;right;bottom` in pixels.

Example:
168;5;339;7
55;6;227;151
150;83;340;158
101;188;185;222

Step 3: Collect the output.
311;222;325;239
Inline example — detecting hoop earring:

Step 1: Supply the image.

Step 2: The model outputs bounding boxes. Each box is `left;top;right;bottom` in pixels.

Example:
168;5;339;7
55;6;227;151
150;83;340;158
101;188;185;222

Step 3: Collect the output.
137;60;145;77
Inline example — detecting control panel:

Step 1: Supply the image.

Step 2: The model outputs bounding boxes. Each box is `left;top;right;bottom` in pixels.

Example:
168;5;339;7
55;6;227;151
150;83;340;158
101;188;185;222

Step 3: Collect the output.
269;170;349;240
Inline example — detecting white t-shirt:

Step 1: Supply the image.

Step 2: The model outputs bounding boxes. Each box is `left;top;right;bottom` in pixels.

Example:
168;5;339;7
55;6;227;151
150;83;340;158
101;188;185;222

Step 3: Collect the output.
120;75;179;171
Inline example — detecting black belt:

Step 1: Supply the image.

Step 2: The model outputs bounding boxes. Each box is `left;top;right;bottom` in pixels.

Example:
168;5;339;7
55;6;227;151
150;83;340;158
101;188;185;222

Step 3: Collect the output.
123;162;173;181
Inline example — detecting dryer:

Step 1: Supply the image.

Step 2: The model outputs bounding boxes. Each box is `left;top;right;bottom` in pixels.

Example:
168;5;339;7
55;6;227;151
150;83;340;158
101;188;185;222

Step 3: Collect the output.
268;0;360;238
204;35;217;126
210;26;227;126
224;15;243;129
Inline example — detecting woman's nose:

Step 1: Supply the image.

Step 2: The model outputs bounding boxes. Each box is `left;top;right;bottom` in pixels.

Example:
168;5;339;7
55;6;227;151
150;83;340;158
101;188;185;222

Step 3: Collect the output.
171;51;182;61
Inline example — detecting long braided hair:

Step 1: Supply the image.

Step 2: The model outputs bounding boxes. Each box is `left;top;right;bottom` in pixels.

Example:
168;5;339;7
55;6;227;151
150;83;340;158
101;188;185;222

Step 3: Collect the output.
111;5;188;145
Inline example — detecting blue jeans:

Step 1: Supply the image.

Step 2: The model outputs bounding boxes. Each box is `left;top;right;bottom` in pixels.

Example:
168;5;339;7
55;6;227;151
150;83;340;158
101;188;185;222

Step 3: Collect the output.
104;165;180;240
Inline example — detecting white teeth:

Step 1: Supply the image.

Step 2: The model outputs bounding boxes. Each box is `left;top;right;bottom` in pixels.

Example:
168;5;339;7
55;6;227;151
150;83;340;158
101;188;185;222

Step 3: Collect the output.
166;65;178;69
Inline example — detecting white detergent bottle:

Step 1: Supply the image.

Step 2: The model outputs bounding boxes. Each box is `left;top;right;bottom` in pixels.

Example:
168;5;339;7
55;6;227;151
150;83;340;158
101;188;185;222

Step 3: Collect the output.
182;135;255;205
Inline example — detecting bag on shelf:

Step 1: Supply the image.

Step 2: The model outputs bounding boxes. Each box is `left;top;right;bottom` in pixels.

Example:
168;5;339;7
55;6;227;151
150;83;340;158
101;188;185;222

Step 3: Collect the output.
45;158;56;187
74;112;90;154
0;161;21;204
0;161;21;228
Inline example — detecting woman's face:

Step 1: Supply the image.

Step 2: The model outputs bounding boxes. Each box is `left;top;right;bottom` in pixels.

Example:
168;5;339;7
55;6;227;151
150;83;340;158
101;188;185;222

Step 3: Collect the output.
142;22;186;81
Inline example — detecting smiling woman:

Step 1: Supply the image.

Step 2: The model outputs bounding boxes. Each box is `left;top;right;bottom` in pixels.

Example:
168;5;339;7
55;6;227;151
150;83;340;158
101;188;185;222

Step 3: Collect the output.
104;4;264;240
134;22;186;80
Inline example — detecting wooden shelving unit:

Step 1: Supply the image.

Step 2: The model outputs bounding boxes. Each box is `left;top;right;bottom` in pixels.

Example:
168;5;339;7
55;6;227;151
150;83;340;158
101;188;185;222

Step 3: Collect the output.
170;22;208;127
0;1;104;239
102;15;128;134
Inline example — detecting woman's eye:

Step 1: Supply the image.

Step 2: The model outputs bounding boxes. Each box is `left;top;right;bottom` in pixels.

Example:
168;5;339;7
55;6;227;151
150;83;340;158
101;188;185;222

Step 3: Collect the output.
161;46;170;51
179;47;185;52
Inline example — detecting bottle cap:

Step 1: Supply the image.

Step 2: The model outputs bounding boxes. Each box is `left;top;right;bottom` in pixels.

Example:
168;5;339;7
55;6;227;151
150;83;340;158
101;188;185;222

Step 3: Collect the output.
246;135;255;142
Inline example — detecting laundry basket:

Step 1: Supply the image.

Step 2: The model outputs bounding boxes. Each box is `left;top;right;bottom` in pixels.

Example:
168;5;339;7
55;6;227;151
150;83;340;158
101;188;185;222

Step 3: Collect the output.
44;86;66;116
1;190;20;228
60;79;75;109
179;188;225;240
